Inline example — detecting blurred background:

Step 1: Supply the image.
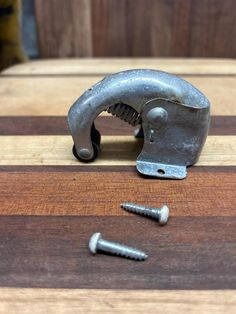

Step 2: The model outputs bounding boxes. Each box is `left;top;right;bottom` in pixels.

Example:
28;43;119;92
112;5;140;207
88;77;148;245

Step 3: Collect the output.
0;0;236;71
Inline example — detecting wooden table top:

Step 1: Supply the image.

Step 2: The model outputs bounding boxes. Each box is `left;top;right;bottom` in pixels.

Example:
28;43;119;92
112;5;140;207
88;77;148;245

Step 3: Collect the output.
0;58;235;313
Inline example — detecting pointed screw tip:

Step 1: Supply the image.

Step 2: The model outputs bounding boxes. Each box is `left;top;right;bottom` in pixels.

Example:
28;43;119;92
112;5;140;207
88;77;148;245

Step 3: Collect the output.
120;202;132;207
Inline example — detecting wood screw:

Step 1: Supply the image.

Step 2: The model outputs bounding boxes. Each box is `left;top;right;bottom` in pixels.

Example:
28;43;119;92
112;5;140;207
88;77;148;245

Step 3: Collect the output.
89;232;148;261
121;202;169;225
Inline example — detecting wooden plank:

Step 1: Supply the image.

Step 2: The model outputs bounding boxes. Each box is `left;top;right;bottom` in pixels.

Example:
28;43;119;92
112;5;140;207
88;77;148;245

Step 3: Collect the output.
0;166;232;173
0;170;235;216
35;0;92;58
0;135;234;166
91;0;236;58
0;216;235;289
0;116;235;136
0;76;235;116
0;58;235;311
209;116;236;135
0;289;235;314
34;0;236;58
2;58;236;76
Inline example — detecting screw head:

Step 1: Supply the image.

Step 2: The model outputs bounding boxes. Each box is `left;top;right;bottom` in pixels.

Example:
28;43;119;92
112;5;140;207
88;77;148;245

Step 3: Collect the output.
159;205;169;225
89;232;101;254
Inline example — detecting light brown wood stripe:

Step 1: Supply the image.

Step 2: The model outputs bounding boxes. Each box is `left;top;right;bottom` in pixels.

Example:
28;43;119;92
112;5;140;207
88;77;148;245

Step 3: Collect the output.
0;289;235;313
0;171;235;216
0;76;235;116
0;136;235;166
2;58;236;76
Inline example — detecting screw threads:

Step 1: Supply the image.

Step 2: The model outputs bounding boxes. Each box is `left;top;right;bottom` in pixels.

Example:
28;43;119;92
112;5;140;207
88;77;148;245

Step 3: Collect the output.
98;239;148;261
121;202;158;218
89;202;169;262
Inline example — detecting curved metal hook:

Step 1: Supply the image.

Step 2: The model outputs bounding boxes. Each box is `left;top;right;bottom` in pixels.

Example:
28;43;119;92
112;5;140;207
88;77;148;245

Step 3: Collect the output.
68;69;210;179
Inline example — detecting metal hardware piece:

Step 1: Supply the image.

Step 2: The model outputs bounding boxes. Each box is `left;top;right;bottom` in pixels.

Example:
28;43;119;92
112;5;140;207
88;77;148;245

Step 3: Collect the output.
121;202;169;225
89;232;148;261
68;69;210;179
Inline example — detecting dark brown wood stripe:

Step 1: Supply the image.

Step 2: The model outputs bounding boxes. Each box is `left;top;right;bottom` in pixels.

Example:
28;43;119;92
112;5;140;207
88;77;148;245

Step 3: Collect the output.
0;116;235;135
210;116;236;135
0;216;235;289
0;166;234;173
0;116;132;135
0;165;138;173
0;171;235;216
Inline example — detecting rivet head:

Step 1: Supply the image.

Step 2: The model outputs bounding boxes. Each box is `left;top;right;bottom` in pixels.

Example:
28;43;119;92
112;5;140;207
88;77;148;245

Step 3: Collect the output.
146;107;168;125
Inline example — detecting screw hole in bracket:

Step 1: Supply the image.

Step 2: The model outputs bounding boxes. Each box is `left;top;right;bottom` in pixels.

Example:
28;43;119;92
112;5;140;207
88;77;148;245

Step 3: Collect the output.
157;169;165;175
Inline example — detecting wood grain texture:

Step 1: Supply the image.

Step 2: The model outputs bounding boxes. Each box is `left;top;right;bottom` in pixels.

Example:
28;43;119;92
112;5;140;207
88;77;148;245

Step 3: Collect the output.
0;59;235;311
0;76;235;115
0;116;235;135
34;0;236;58
2;58;236;76
0;170;235;216
0;166;233;173
0;289;236;314
0;135;234;166
0;216;235;289
35;0;92;58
